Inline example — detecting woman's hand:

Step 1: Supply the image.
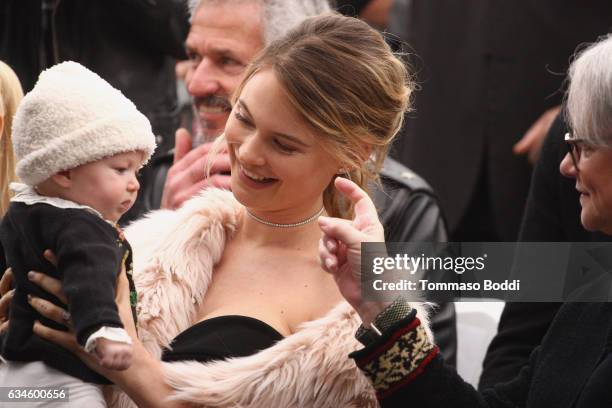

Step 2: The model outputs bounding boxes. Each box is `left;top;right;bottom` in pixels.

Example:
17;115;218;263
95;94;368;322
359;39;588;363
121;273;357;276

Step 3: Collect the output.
27;251;177;407
23;250;94;366
0;267;15;333
318;177;389;325
29;250;138;379
0;252;69;333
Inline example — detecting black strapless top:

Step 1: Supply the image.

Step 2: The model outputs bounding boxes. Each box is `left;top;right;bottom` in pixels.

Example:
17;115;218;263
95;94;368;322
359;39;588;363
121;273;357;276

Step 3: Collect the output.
161;315;284;363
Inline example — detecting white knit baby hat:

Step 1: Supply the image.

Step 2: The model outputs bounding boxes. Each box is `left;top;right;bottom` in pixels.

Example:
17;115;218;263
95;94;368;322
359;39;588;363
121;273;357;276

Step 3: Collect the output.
12;61;156;186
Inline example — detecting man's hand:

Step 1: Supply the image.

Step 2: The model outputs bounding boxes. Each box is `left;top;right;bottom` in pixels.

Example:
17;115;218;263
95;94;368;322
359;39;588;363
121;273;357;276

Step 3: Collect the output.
513;105;561;164
160;128;232;210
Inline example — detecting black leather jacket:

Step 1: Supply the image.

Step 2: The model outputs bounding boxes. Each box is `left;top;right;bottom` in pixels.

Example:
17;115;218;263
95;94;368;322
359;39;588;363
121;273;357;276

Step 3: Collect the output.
373;157;457;367
375;157;448;243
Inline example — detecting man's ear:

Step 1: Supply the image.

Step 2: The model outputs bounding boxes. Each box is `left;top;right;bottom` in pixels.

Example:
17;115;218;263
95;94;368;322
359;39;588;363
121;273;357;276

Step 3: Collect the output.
51;170;72;188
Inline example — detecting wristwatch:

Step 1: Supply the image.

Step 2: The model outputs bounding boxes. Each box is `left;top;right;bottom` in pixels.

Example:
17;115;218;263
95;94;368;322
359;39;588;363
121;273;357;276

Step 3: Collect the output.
355;297;414;346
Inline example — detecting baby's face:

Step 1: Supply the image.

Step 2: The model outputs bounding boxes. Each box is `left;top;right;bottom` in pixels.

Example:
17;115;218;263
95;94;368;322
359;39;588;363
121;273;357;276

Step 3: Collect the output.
66;151;143;222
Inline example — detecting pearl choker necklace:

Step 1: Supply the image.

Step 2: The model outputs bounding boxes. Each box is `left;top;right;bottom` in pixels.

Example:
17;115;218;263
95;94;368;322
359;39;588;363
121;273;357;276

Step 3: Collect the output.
245;207;325;228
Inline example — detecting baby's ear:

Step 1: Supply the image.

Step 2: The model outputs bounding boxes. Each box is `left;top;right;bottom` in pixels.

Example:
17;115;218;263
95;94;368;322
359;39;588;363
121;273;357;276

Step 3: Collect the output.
51;170;72;188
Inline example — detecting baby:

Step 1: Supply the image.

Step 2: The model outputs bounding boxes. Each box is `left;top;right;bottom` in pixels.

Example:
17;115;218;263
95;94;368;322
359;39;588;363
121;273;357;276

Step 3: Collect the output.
0;61;155;405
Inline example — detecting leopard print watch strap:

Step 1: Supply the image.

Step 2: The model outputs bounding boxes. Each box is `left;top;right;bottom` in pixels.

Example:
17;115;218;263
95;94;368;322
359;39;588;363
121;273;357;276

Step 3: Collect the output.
351;315;439;399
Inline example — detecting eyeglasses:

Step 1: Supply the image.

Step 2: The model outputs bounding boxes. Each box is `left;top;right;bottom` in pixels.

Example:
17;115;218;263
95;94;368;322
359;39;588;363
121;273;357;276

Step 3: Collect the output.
564;132;587;170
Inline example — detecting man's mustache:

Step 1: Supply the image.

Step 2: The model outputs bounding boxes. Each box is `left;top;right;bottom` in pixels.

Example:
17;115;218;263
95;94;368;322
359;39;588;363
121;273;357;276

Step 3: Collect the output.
193;95;232;111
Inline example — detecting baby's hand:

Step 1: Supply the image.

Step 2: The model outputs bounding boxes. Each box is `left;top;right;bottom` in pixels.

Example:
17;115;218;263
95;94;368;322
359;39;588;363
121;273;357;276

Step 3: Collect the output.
94;338;133;370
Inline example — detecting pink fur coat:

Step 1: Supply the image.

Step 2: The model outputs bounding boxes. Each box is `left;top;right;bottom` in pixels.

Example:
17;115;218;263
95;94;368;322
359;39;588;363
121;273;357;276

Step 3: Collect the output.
110;189;430;407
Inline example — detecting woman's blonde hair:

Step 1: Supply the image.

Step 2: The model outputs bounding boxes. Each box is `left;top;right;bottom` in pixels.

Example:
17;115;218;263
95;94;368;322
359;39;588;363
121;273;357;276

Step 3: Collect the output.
232;13;412;218
0;61;23;216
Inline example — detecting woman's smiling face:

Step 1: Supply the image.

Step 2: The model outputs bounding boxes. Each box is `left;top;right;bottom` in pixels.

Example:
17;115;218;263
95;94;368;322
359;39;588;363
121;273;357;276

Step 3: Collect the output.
224;69;340;222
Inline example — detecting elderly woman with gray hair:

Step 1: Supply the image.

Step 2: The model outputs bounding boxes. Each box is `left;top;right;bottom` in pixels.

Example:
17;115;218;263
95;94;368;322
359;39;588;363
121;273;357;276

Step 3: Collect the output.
317;35;612;407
